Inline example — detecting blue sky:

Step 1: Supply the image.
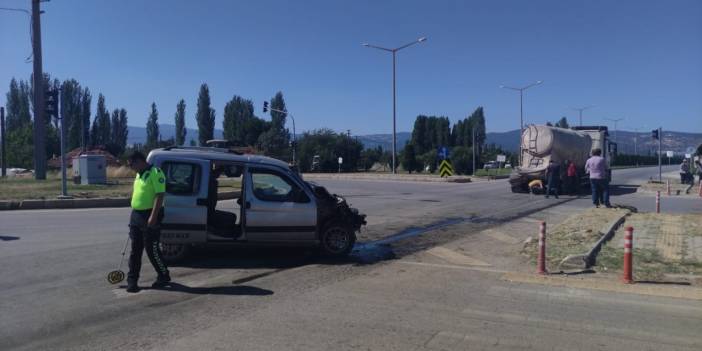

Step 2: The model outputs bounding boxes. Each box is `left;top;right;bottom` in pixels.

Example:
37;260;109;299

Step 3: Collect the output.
2;0;701;135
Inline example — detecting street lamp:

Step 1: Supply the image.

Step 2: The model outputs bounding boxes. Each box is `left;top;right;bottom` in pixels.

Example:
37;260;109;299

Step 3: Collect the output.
572;106;593;127
500;81;543;133
605;117;624;143
362;36;427;174
500;80;543;167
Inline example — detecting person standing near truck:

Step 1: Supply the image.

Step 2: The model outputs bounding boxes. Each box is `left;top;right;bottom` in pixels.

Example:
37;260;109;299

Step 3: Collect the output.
544;160;561;199
585;149;611;208
565;160;578;195
126;151;171;293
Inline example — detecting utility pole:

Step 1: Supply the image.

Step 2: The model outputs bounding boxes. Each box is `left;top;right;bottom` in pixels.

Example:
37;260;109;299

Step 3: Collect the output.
1;107;6;177
605;117;624;143
500;81;543;168
573;106;593;127
31;0;47;179
658;127;662;182
363;37;427;174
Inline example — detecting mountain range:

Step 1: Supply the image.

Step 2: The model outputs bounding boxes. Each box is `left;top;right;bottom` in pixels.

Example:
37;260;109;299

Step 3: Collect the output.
128;125;702;155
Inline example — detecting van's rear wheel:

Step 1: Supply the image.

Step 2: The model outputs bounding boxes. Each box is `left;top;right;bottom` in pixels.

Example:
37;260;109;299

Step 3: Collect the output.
320;225;356;257
159;243;191;263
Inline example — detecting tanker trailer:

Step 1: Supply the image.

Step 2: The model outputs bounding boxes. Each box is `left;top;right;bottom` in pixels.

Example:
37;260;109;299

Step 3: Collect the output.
509;125;594;193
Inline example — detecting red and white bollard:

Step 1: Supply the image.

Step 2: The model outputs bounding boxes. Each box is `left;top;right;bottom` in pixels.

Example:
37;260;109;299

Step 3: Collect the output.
537;221;547;275
666;179;671;196
656;191;661;213
622;226;634;284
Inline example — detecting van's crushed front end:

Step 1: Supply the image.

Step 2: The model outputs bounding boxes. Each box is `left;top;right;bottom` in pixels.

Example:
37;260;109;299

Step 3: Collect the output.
307;182;367;232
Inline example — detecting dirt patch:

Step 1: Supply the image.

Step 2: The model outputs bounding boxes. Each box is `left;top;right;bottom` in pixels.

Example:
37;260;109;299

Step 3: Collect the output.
522;208;629;272
524;209;702;283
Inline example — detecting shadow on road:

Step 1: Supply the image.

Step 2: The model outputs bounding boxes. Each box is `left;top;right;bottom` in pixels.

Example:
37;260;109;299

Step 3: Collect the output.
0;235;20;241
155;283;274;296
172;246;357;269
119;283;275;296
609;184;639;196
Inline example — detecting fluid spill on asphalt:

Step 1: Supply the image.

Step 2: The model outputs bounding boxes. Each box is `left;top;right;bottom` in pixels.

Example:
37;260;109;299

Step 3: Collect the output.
351;217;478;264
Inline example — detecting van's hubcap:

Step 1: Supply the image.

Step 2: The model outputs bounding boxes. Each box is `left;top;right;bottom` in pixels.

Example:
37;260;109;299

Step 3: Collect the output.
325;227;349;252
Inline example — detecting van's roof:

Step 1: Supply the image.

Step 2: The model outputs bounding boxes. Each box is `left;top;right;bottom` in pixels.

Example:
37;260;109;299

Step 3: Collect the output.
147;147;290;169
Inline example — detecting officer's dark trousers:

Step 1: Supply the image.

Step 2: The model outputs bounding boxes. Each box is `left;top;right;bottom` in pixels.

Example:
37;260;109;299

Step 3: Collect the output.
128;209;169;283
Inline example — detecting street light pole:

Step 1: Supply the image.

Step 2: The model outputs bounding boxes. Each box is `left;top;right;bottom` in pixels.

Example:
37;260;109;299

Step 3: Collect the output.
500;80;543;167
572;106;593;127
363;36;427;174
31;0;47;180
605;117;624;143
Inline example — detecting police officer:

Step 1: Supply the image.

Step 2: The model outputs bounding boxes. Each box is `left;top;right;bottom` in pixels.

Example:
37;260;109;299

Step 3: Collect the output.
126;151;171;293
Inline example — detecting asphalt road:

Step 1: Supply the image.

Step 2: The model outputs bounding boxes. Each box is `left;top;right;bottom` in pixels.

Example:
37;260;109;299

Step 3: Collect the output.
1;165;699;350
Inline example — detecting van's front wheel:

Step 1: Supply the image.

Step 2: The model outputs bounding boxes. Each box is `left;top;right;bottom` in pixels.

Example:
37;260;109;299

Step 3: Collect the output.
320;224;356;257
159;243;191;263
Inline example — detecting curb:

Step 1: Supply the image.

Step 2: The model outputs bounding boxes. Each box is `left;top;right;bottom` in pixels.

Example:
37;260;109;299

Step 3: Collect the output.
0;191;241;211
502;272;702;301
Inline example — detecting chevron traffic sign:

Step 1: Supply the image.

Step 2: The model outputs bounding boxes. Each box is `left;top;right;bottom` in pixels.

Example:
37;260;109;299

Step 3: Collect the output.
439;159;454;177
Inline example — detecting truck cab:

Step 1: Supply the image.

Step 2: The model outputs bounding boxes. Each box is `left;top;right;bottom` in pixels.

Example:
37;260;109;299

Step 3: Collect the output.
146;147;366;262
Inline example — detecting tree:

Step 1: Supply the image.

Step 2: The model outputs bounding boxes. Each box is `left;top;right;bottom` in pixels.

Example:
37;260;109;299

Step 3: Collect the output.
401;143;420;173
146;102;160;147
466;107;486;157
90;94;111;147
296;129;362;172
270;91;287;130
196;84;215;145
60;79;85;150
410;115;450;155
546;122;553;126
80;87;92;149
258;91;290;159
5;78;32;131
109;108;128;155
223;95;257;145
174;99;187;145
555;117;569;129
451;146;473;175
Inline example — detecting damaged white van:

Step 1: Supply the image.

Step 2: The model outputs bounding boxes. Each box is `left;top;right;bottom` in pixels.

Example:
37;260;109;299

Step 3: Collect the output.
146;146;366;262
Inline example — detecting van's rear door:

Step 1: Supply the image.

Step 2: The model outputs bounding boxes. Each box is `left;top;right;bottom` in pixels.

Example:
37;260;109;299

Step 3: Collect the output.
157;158;210;244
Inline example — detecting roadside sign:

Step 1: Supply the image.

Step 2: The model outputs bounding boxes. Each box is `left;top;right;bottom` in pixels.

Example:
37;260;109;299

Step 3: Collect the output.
496;155;506;163
338;157;343;164
437;146;449;160
666;151;674;158
439;159;454;177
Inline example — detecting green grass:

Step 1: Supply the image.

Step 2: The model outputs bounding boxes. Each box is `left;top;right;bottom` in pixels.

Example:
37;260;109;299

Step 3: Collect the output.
0;176;242;201
474;168;512;177
0;177;133;200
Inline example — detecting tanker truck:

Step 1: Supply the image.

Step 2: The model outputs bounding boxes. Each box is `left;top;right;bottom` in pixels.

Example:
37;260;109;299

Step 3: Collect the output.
509;125;616;193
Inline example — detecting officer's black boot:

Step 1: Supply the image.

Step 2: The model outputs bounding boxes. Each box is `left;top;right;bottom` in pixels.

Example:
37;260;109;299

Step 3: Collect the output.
126;279;140;293
152;273;171;288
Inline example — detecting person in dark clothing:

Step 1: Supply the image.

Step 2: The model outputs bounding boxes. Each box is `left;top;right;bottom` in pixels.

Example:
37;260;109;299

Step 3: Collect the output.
544;159;561;199
565;160;578;195
126;151;171;293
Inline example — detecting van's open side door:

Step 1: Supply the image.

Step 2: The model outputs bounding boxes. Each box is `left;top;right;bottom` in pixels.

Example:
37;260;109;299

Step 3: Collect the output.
158;158;211;244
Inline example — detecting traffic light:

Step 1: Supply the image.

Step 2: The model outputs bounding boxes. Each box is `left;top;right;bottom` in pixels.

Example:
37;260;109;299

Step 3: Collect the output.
45;88;59;118
263;101;269;113
651;129;659;140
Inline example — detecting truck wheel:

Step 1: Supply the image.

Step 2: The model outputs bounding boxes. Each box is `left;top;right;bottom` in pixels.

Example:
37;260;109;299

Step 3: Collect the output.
159;243;191;263
320;224;356;256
